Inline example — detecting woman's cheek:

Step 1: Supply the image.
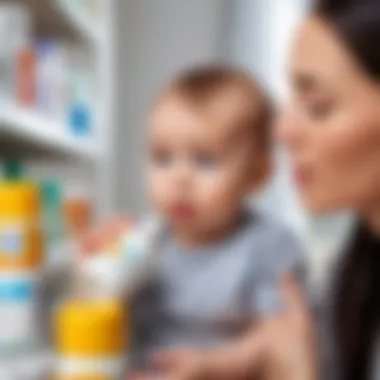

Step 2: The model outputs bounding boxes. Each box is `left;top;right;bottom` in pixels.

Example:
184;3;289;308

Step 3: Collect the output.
307;116;380;211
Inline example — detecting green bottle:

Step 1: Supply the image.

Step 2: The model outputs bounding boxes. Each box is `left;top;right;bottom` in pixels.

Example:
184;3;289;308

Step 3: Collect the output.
40;179;66;252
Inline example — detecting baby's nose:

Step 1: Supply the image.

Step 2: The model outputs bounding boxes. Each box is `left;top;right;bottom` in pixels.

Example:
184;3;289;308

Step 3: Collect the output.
173;161;194;183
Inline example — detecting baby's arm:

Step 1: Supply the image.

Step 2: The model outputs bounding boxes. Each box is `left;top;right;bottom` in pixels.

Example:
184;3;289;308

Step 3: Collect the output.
136;277;311;380
135;228;309;380
132;331;259;380
208;228;308;379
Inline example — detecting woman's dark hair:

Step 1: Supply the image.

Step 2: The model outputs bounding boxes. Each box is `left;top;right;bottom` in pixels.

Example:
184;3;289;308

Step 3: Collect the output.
316;0;380;78
315;1;380;379
334;224;380;380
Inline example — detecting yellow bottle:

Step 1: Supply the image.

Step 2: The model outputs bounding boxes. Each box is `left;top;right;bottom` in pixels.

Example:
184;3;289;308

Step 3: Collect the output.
0;163;43;354
53;256;129;380
0;182;42;270
55;300;127;380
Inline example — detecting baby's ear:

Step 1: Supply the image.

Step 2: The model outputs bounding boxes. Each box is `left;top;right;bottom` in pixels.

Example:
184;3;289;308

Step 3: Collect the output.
249;153;273;193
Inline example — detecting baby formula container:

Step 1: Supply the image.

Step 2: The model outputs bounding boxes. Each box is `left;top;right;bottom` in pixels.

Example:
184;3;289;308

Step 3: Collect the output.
53;255;128;380
0;160;43;355
55;299;127;380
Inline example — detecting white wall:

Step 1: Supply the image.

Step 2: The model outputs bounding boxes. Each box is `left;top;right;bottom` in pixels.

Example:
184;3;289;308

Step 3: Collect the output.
115;0;226;214
225;0;309;237
226;0;310;102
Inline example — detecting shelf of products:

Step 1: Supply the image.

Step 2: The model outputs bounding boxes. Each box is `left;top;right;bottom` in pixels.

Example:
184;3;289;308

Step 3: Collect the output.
0;106;101;160
0;0;113;376
0;0;102;160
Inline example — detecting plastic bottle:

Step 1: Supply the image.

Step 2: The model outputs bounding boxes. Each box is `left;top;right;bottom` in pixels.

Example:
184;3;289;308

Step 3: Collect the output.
0;159;44;355
0;4;31;105
67;47;92;138
36;38;68;122
40;179;65;252
64;182;93;239
17;43;36;107
53;255;128;380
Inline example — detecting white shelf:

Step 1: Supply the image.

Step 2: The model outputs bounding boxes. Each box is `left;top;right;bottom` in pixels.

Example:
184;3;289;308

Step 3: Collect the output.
0;106;101;161
0;0;113;215
55;0;104;46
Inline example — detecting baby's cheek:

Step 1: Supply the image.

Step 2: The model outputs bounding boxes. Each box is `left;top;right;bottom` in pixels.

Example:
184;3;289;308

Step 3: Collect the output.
148;174;172;209
196;173;242;216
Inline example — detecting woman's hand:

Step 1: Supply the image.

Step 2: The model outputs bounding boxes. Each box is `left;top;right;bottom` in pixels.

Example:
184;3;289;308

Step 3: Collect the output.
131;350;215;380
255;276;319;380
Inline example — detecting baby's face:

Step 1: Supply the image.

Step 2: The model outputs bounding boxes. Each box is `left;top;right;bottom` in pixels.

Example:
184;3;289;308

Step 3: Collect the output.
147;96;259;239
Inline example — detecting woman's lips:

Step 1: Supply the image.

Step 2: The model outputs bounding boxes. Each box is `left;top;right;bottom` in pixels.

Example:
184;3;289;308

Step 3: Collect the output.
170;203;196;221
293;166;313;187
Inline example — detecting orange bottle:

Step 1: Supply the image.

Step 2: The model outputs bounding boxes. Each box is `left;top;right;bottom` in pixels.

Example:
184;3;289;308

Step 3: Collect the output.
17;45;36;107
64;184;93;238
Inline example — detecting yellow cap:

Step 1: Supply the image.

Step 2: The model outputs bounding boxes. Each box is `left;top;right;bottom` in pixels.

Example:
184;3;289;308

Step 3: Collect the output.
0;182;40;219
55;300;128;357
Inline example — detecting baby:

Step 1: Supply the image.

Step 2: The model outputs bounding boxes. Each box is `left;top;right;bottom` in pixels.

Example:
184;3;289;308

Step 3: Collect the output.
88;66;304;379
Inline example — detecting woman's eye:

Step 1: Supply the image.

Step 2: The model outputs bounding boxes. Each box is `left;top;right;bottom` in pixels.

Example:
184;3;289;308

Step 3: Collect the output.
303;102;332;120
151;151;174;167
194;153;219;169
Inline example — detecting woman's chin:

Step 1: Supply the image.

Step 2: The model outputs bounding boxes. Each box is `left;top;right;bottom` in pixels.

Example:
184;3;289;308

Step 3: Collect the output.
302;195;349;215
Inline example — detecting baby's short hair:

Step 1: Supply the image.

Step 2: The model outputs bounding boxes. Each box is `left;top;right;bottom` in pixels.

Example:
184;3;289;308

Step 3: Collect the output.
159;65;273;152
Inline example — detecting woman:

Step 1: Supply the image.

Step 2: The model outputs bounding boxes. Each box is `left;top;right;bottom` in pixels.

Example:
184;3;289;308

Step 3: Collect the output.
264;0;380;379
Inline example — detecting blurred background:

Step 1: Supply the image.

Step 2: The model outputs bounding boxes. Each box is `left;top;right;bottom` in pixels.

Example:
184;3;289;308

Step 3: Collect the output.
0;0;357;377
0;0;351;299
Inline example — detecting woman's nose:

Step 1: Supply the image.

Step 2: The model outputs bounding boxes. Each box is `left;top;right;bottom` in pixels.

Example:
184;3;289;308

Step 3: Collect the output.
275;106;304;149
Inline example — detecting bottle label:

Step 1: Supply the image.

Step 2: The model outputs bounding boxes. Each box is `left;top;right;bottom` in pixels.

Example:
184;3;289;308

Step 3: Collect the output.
0;278;34;301
0;273;37;347
0;223;25;258
56;356;126;379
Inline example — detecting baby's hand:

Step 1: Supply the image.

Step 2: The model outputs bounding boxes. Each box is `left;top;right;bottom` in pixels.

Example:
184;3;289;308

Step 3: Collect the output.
80;217;132;256
132;349;212;380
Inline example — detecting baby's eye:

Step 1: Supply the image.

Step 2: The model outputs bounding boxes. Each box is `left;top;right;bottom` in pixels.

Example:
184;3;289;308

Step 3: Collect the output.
151;151;174;167
194;153;219;169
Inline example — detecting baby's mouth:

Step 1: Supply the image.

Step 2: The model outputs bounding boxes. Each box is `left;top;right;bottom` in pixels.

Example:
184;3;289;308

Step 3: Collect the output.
170;202;196;222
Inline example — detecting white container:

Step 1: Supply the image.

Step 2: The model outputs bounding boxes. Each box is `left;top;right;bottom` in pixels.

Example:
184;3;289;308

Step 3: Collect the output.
0;272;40;356
36;39;68;122
0;4;31;105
